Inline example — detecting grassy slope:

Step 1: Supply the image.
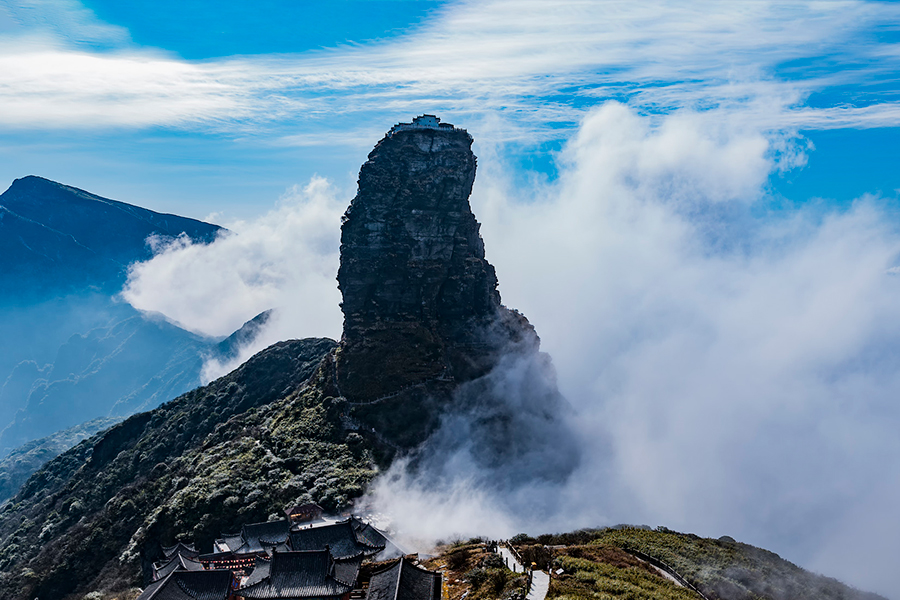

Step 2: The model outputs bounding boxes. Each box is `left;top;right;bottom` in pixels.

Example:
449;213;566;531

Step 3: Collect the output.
510;528;886;600
0;338;379;600
422;540;692;600
424;542;529;600
550;545;698;600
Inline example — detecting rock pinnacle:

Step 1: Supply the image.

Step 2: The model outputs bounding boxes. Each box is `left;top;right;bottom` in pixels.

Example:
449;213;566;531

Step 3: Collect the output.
336;115;537;402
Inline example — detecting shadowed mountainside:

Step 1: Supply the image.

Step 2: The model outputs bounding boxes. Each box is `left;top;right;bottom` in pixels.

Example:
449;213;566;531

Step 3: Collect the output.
0;416;122;503
0;177;232;460
0;175;221;302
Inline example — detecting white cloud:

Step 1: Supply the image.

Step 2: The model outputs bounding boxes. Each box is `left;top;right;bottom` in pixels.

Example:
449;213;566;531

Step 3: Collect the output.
0;44;247;128
122;176;345;381
1;1;899;135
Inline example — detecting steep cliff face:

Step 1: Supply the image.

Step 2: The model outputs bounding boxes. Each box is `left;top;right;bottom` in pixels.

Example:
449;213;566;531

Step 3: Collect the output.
336;120;537;402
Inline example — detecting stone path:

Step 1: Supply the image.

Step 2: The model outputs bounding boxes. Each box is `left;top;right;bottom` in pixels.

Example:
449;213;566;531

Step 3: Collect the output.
495;545;549;600
498;546;522;573
527;570;549;600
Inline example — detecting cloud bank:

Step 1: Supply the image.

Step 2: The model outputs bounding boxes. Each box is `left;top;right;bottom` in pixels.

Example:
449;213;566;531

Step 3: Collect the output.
122;177;345;381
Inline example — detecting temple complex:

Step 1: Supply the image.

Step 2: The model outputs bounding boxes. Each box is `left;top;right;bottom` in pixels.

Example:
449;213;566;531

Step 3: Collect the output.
143;516;436;600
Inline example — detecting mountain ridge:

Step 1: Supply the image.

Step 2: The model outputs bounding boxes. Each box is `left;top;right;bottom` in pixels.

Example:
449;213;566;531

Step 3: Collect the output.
0;177;255;479
0;175;222;302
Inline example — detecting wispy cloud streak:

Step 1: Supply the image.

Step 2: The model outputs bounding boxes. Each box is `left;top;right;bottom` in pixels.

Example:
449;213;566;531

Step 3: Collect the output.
1;1;900;137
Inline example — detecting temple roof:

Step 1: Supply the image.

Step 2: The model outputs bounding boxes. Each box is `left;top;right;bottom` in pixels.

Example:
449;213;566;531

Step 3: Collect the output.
213;520;291;555
216;532;244;553
349;518;390;550
237;550;355;599
153;553;206;581
162;542;199;560
333;556;363;587
289;520;384;559
367;559;441;600
136;569;234;600
243;555;272;588
236;520;292;554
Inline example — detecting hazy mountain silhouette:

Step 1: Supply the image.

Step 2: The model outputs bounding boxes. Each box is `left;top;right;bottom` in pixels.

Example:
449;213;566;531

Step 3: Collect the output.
0;177;266;467
0;175;221;303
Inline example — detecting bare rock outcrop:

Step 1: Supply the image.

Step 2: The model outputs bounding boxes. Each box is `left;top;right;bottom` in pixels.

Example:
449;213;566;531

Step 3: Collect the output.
336;116;537;402
335;117;579;478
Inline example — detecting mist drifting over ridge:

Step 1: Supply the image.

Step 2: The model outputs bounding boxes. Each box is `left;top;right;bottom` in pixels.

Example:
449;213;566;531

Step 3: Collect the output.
123;105;900;597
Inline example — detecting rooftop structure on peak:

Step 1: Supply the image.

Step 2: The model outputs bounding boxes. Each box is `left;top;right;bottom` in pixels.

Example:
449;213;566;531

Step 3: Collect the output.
389;114;461;134
366;558;442;600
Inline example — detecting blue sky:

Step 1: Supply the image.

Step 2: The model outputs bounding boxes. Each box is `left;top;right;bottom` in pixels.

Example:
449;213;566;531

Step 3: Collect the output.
80;0;446;59
5;1;900;596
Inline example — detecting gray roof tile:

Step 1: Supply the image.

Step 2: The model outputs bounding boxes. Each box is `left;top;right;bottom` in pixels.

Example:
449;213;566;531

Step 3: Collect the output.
238;550;354;599
367;559;441;600
136;569;234;600
289;521;384;559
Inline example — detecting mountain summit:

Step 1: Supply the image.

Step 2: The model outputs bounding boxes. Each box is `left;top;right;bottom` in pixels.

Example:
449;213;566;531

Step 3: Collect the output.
0;176;221;301
336;115;579;480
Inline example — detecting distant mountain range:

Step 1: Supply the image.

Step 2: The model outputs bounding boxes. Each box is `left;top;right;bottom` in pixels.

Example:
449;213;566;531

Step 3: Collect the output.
0;176;268;484
0;175;221;302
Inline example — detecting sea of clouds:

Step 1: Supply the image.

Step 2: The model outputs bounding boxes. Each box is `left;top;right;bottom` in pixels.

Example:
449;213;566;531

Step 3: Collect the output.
123;103;900;596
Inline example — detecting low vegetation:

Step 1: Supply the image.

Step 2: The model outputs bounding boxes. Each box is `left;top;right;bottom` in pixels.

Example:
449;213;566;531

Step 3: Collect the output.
550;545;698;600
424;541;527;600
509;528;886;600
